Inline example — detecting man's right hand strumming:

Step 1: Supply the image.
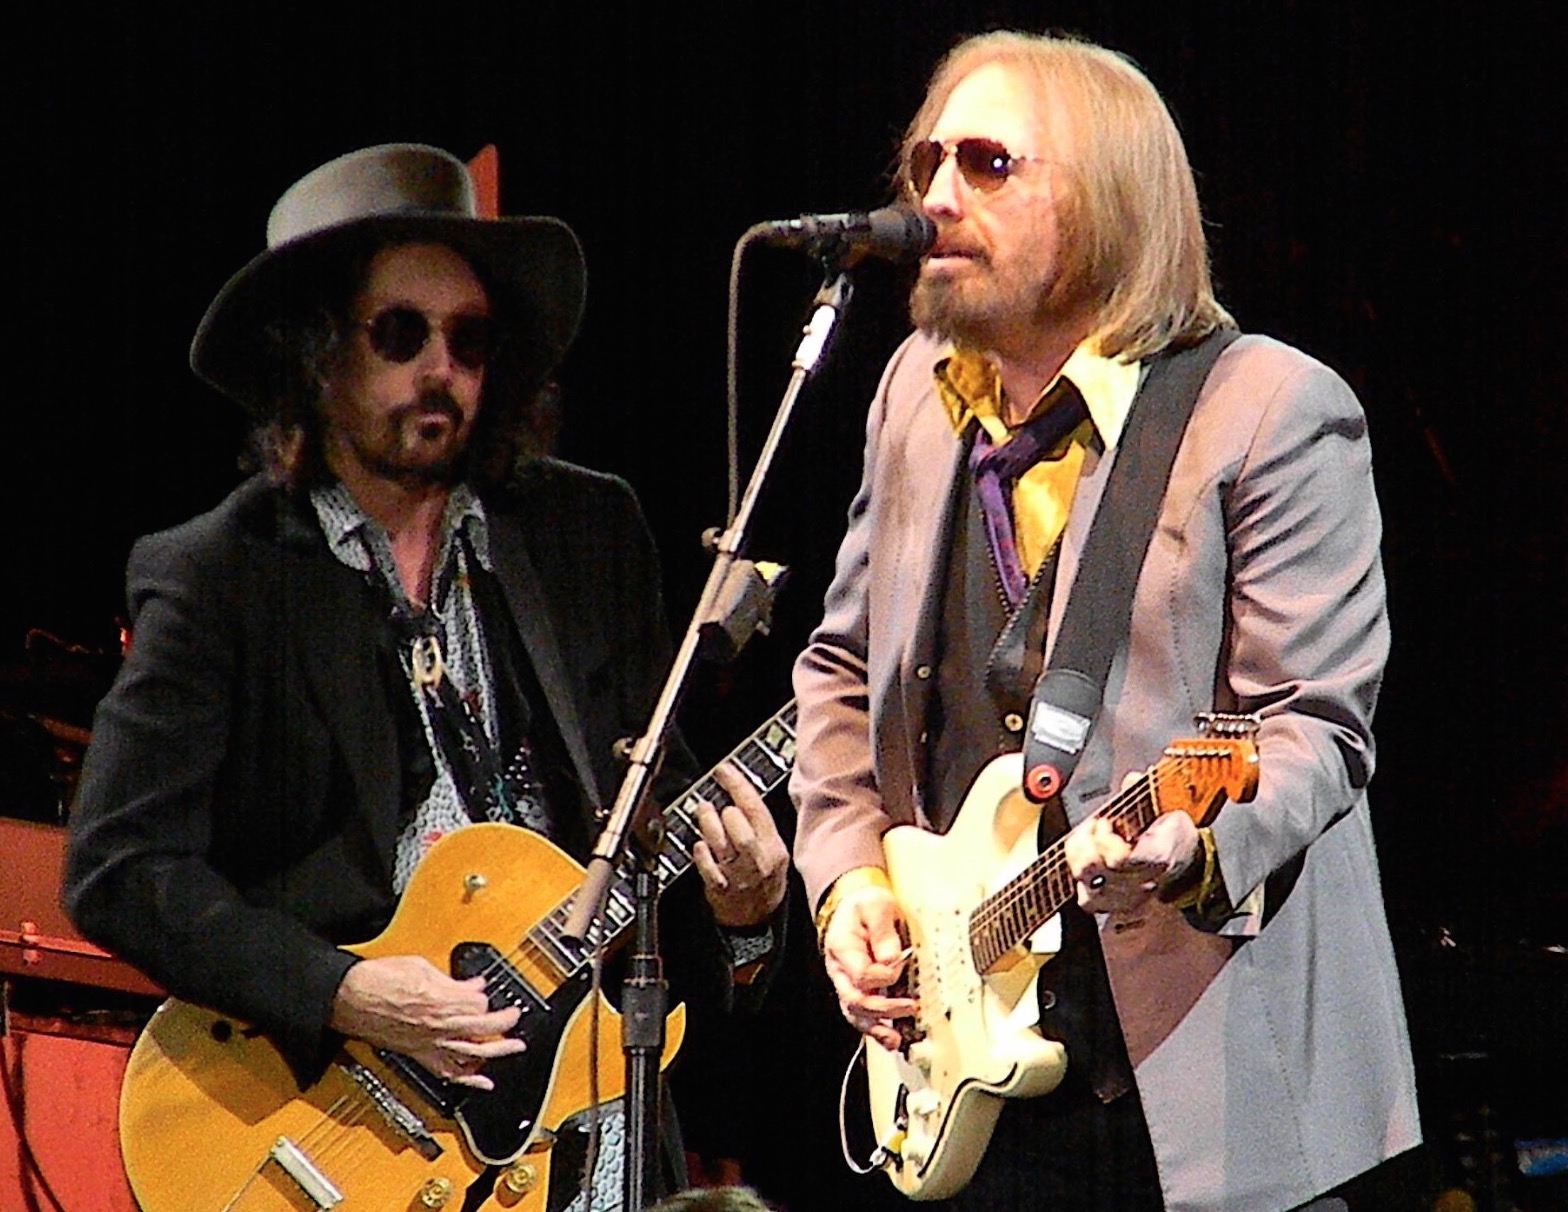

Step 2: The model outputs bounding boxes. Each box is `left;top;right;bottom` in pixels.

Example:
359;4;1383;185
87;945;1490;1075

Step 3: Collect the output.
330;954;527;1090
820;881;920;1052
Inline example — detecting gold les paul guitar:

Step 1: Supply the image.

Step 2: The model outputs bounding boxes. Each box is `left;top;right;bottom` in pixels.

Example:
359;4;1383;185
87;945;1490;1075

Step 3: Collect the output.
866;713;1259;1201
118;702;798;1212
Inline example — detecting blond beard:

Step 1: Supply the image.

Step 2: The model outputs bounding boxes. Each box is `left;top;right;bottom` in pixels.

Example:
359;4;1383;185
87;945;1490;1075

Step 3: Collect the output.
910;258;1098;354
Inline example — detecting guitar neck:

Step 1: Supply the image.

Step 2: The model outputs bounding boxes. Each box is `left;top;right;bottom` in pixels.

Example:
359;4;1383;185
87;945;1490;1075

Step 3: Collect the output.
968;769;1163;976
531;701;799;974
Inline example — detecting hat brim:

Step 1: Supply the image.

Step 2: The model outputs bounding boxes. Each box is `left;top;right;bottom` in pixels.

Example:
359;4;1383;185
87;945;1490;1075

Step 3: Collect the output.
190;211;586;416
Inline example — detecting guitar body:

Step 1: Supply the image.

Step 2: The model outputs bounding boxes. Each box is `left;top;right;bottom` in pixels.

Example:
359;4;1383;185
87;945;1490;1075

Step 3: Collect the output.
864;718;1259;1201
120;824;685;1212
868;753;1068;1201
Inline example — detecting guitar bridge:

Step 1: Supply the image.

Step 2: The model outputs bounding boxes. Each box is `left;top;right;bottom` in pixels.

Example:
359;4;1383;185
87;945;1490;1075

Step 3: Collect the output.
267;1136;344;1209
341;1059;443;1161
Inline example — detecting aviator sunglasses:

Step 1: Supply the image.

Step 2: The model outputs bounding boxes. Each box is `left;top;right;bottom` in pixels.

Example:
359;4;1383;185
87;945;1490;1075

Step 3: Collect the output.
906;137;1044;198
360;306;501;371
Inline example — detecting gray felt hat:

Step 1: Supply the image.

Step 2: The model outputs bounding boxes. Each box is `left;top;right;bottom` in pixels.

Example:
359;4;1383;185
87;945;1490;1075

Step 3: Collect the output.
190;143;585;415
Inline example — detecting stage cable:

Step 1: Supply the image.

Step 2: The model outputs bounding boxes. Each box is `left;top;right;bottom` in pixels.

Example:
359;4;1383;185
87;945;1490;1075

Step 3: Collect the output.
0;1010;70;1212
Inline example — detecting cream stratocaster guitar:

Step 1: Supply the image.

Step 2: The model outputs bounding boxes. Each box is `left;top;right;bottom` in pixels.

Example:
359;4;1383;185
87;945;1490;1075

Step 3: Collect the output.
118;702;798;1212
866;713;1259;1200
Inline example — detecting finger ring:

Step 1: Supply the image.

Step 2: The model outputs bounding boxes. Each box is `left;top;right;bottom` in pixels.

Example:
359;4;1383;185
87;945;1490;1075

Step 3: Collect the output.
1089;874;1107;890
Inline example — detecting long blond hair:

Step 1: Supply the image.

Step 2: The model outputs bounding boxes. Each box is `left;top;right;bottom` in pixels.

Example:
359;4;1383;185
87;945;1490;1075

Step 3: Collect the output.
900;31;1233;359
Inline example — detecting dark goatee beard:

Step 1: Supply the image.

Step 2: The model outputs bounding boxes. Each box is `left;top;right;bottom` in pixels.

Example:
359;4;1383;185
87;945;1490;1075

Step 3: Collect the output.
389;389;463;433
375;390;471;486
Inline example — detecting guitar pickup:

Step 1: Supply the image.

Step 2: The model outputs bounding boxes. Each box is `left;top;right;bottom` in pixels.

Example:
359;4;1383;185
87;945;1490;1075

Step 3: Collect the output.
451;942;549;1030
885;951;926;1056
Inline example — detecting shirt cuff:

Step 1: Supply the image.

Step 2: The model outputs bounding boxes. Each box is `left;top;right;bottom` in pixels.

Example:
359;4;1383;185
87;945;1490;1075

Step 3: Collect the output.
1163;826;1235;928
813;865;892;949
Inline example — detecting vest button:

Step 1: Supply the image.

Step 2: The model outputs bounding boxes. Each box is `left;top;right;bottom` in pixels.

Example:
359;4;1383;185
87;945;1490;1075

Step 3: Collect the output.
1003;712;1024;733
915;664;933;680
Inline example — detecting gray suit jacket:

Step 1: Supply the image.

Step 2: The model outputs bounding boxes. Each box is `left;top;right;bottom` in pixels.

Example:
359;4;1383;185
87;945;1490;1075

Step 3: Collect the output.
791;331;1420;1211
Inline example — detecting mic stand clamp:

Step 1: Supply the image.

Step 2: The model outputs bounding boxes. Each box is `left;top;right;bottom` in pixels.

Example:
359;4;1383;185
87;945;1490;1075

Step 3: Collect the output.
698;558;789;664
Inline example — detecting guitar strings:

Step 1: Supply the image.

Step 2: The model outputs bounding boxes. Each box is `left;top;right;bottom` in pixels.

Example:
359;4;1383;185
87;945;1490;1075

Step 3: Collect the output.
971;751;1233;950
967;756;1228;967
468;708;798;1004
472;782;719;998
970;766;1158;943
214;1090;375;1211
273;1087;390;1205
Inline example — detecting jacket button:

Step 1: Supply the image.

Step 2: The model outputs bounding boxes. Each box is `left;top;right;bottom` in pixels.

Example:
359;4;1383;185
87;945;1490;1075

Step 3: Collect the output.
915;664;932;680
1039;989;1058;1011
1003;712;1024;733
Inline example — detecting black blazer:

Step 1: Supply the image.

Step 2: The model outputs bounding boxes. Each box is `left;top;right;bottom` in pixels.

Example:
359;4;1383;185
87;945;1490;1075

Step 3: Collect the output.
65;459;711;1072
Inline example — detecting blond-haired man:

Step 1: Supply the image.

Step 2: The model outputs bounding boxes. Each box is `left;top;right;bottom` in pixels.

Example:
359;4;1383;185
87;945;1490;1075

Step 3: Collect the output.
793;32;1418;1212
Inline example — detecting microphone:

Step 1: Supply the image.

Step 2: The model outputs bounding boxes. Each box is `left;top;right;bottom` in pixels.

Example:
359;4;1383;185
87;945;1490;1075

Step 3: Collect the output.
756;207;936;263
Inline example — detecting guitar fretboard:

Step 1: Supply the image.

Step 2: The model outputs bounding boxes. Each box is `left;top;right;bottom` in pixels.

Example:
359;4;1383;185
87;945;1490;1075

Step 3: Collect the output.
967;739;1250;975
531;701;798;975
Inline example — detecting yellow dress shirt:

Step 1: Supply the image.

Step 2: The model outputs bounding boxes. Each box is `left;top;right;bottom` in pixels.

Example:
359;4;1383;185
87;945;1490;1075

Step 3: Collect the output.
934;343;1141;578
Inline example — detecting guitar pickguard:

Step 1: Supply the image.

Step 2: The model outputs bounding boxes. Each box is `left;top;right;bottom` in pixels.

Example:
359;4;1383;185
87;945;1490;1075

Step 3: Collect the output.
452;945;592;1163
868;755;1069;1199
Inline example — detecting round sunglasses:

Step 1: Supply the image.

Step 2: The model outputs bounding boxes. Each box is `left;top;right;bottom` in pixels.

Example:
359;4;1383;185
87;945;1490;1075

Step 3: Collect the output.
906;137;1045;198
360;306;500;371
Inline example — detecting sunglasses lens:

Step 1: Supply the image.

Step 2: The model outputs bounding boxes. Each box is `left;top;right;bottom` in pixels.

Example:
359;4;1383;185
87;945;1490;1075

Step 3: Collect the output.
363;308;497;370
365;307;431;363
908;140;943;196
954;139;1013;191
908;138;1015;196
447;315;499;371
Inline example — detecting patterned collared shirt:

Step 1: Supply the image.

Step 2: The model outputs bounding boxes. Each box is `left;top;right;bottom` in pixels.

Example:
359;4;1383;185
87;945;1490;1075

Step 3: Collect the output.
310;481;552;892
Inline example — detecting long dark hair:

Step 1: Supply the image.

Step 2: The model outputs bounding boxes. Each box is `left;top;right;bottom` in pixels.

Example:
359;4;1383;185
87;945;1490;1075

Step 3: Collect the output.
245;236;551;493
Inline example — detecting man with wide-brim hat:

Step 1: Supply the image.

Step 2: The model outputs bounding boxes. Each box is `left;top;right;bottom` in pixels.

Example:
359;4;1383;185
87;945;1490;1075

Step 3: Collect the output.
193;142;585;417
64;143;788;1210
192;142;586;492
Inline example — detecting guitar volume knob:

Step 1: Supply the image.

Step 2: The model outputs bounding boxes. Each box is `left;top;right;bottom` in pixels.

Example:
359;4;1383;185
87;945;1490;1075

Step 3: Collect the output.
501;1161;539;1195
905;1088;941;1118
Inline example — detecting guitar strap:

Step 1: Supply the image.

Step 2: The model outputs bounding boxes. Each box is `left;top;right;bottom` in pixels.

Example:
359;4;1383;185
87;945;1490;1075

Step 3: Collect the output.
377;535;563;844
1021;328;1239;803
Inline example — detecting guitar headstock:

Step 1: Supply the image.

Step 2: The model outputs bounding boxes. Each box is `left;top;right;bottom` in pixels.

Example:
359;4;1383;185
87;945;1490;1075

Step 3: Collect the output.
1156;713;1261;824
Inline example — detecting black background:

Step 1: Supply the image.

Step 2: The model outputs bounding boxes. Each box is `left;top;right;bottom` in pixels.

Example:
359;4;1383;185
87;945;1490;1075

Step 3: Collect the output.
6;3;1566;1208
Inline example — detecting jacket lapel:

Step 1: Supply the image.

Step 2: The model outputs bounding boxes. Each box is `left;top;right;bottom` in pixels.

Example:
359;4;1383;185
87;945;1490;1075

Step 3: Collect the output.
276;498;403;876
885;386;966;825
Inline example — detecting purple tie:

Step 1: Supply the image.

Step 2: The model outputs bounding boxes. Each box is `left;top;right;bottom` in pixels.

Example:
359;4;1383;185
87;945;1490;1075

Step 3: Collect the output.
968;381;1090;608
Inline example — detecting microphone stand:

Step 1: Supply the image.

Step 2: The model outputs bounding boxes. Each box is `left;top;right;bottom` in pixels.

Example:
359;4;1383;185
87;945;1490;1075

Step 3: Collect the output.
561;262;853;1211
